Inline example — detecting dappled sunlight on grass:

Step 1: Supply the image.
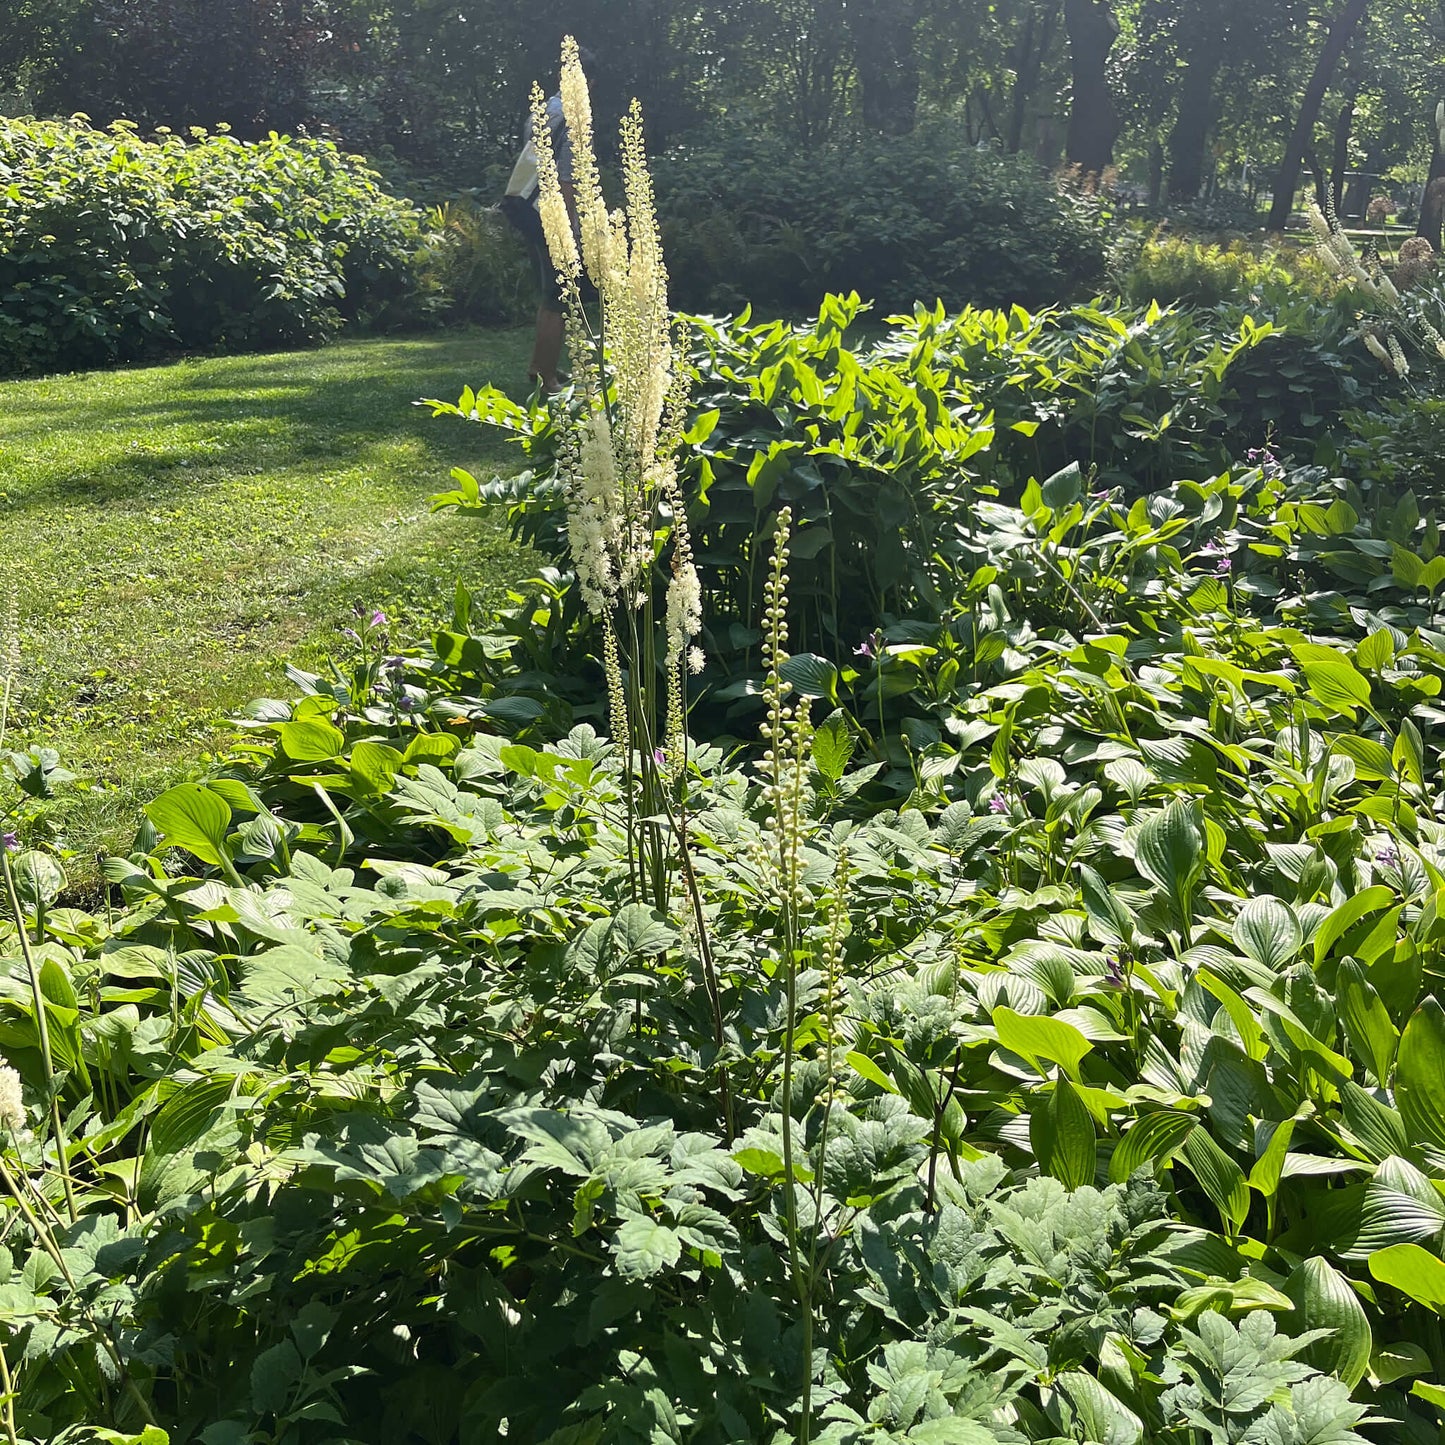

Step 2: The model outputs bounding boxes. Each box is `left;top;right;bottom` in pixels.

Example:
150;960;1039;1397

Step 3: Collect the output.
0;327;539;874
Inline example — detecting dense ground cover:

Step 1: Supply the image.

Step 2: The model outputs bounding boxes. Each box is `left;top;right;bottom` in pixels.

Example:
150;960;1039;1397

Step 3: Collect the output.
4;257;1445;1437
0;329;534;873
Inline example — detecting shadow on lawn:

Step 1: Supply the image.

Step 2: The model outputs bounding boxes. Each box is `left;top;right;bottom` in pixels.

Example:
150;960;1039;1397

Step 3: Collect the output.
0;328;534;512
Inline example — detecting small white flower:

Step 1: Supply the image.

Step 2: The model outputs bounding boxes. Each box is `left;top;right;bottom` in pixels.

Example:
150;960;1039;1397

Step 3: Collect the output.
0;1065;26;1137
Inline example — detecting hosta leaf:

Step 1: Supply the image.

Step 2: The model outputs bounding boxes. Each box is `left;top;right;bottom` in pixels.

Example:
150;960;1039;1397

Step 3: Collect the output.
1109;1109;1197;1183
1337;962;1399;1085
1234;896;1302;972
993;1006;1093;1079
1079;864;1135;948
1134;802;1203;914
1302;659;1372;717
1314;886;1394;964
613;1217;682;1280
1181;1126;1250;1232
1030;1075;1096;1189
1339;1081;1410;1164
279;718;346;762
1057;1371;1143;1445
1369;1243;1445;1312
1284;1256;1372;1388
1396;996;1445;1153
1372;1341;1433;1384
144;783;233;867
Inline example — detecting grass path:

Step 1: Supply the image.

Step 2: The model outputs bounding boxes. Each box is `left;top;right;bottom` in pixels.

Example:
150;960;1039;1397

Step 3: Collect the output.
0;326;536;867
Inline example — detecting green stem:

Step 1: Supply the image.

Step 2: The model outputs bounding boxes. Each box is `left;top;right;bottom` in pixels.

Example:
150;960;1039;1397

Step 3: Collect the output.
0;851;76;1222
0;1334;17;1445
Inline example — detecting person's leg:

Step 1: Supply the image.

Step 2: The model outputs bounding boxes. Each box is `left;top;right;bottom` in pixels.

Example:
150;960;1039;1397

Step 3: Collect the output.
528;306;566;390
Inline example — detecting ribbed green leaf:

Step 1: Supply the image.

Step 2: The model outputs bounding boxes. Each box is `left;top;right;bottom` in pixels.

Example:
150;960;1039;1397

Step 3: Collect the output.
1338;961;1399;1085
1234;897;1301;972
1030;1076;1096;1190
1396;996;1445;1153
1109;1109;1196;1183
994;1007;1093;1080
1135;802;1203;905
1284;1256;1372;1388
144;783;233;867
1313;886;1393;964
1181;1126;1250;1232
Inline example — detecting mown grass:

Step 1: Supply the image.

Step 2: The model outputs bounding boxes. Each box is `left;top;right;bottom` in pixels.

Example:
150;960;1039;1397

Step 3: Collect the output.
0;326;537;876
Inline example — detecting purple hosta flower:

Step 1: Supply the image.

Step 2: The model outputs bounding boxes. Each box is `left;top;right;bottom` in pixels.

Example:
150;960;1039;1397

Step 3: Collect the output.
0;833;16;853
653;747;666;766
854;628;885;661
1200;539;1225;555
370;609;388;628
341;627;361;643
384;655;407;673
1376;841;1400;868
1244;446;1285;480
1103;956;1125;989
988;795;1009;815
1215;557;1232;576
1090;488;1111;504
397;694;418;713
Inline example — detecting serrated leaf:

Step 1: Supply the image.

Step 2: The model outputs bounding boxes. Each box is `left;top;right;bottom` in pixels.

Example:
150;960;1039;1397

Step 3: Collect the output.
613;1217;681;1279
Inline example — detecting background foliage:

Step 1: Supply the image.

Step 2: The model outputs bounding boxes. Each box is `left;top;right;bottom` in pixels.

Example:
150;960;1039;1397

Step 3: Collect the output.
0;115;425;376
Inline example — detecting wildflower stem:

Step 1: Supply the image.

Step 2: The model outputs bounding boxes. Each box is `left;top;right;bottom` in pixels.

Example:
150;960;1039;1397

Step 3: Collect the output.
0;851;76;1222
0;1333;16;1445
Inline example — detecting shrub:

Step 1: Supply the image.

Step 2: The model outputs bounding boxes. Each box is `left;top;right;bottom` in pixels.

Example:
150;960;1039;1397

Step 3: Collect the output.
652;120;1110;315
0;115;428;376
413;197;536;326
1117;231;1344;311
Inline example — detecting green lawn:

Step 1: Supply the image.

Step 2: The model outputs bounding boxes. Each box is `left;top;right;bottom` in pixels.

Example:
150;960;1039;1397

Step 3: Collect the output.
0;326;537;876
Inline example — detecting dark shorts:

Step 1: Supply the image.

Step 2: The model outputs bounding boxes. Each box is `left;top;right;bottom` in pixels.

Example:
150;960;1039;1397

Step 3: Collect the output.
500;195;596;313
501;195;564;312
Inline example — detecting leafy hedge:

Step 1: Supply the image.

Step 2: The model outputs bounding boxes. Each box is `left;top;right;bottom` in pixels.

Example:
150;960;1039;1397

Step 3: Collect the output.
433;291;1395;717
652;123;1110;315
0;116;427;376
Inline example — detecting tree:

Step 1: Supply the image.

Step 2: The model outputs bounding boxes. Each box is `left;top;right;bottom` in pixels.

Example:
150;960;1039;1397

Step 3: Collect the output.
1266;0;1372;229
845;0;923;133
1063;0;1121;173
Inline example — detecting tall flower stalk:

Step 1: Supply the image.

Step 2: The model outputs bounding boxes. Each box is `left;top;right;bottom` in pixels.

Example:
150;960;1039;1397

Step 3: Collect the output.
759;509;823;1443
530;37;703;908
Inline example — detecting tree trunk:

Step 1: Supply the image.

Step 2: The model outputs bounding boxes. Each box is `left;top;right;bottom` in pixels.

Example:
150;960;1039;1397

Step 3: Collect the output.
1419;143;1445;251
1148;136;1165;207
1341;147;1380;219
1165;24;1228;201
1063;0;1120;175
1329;82;1359;214
1265;0;1370;231
1006;3;1062;154
846;0;922;135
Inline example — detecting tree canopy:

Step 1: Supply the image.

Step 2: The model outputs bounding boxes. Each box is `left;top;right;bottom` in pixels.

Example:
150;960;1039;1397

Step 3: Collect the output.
3;0;1443;225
